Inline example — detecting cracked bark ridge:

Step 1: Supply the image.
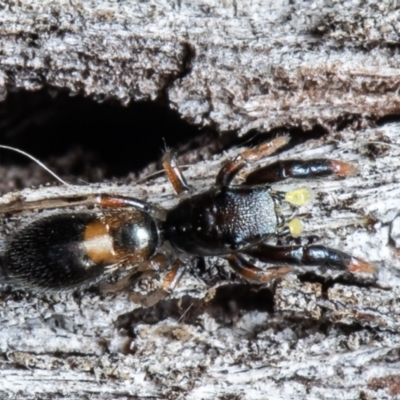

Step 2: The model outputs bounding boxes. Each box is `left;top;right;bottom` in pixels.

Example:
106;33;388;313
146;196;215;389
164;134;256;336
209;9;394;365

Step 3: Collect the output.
1;1;400;135
0;125;400;398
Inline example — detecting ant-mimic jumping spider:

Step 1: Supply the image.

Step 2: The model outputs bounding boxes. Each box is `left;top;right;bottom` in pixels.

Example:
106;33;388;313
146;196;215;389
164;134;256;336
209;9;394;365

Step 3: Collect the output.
0;137;375;304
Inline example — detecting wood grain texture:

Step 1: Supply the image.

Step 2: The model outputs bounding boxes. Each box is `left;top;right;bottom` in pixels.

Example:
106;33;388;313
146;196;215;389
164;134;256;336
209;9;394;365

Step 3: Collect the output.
0;0;399;134
0;125;398;399
1;0;400;399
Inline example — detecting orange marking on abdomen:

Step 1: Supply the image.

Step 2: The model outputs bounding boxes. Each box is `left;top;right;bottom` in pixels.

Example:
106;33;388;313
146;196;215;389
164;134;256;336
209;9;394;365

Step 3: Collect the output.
83;220;116;264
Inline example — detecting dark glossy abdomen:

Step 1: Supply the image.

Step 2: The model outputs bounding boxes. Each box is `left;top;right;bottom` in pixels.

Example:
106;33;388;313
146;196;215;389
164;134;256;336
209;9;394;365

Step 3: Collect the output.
165;186;277;255
4;213;104;291
3;209;161;291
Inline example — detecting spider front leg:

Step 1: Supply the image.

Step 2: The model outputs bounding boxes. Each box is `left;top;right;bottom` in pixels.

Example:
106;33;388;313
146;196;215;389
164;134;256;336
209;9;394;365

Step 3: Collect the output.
245;244;375;274
216;136;290;186
245;159;355;184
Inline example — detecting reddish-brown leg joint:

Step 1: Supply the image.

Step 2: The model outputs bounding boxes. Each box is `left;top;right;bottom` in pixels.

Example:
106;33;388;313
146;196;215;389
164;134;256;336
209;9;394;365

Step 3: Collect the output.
228;254;292;283
216;136;290;186
162;259;186;291
162;152;190;195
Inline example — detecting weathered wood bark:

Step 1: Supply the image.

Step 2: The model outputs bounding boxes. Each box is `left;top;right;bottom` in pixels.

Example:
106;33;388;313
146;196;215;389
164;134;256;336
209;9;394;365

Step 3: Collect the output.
0;126;399;399
1;0;400;134
1;1;400;399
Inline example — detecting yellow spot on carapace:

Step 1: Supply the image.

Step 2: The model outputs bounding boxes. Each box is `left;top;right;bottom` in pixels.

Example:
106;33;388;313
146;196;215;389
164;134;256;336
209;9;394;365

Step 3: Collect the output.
287;218;303;237
285;188;311;206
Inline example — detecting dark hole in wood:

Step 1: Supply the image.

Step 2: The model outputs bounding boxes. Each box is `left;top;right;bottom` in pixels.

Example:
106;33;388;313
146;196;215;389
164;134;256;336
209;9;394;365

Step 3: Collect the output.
0;88;209;183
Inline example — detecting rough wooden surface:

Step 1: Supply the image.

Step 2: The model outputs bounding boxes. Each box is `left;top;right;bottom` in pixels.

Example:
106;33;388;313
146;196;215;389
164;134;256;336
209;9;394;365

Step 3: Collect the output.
0;125;399;399
1;0;400;399
1;0;400;135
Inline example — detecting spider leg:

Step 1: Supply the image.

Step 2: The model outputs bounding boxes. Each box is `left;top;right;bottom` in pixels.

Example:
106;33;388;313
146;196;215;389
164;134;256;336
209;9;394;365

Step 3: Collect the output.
100;253;170;293
245;159;355;184
0;193;165;219
162;152;190;195
161;136;290;192
245;244;375;274
130;258;186;308
161;258;186;292
216;136;290;186
228;254;292;283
